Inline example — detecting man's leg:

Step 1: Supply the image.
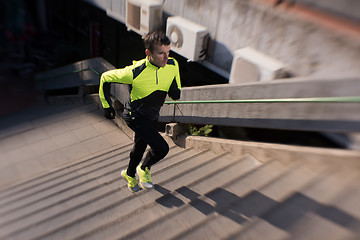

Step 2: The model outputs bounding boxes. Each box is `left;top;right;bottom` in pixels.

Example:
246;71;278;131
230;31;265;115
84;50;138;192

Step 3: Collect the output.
138;120;169;169
130;119;169;189
126;132;148;177
126;118;169;173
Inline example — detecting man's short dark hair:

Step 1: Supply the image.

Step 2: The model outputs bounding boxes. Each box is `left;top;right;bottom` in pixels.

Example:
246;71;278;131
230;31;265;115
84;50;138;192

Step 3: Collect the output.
143;31;170;52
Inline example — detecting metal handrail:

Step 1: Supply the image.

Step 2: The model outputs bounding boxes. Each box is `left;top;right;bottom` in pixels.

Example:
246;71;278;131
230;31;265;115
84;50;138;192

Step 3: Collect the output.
37;67;100;81
35;67;360;104
165;96;360;104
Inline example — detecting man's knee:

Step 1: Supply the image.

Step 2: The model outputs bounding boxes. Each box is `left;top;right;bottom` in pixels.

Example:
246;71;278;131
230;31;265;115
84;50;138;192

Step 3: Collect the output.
157;141;169;159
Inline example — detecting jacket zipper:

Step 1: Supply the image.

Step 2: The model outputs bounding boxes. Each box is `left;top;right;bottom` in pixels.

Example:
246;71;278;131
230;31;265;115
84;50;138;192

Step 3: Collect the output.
156;69;159;84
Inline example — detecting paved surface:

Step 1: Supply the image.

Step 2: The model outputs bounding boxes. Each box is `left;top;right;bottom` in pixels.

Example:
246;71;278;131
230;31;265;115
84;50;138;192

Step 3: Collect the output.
0;101;130;188
0;100;360;240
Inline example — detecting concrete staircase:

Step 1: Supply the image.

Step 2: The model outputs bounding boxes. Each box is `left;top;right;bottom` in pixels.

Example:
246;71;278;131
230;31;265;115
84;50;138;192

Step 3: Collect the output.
0;100;359;240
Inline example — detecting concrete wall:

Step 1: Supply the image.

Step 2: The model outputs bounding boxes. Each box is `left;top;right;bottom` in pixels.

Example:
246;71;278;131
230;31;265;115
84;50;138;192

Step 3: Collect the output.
35;57;360;133
84;0;360;80
163;0;360;78
296;0;360;22
159;76;360;133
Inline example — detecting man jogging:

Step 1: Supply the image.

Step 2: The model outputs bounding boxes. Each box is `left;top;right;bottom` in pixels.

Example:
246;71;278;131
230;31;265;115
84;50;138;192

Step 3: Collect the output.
99;31;181;193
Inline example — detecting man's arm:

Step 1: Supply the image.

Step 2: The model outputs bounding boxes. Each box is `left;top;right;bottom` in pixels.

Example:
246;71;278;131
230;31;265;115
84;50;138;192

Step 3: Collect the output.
168;78;181;100
168;59;181;100
99;67;133;118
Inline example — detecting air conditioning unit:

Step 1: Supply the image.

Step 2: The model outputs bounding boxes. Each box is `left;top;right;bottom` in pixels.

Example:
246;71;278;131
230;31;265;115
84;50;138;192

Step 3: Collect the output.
126;0;163;35
166;16;209;61
229;47;287;84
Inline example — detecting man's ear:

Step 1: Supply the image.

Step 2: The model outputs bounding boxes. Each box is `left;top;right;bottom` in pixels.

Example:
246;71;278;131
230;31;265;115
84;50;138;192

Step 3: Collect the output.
145;49;150;56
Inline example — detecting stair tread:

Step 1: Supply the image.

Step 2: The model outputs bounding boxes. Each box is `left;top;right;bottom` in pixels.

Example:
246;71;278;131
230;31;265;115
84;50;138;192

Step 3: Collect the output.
1;99;360;240
227;166;360;239
0;148;242;240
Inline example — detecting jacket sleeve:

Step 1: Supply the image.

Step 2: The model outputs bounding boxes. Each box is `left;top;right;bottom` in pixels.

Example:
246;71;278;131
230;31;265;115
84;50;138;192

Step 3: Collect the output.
168;59;181;100
99;66;133;108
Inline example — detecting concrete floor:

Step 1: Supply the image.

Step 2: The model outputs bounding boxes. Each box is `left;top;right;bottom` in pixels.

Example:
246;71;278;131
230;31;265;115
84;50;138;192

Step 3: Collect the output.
0;98;359;240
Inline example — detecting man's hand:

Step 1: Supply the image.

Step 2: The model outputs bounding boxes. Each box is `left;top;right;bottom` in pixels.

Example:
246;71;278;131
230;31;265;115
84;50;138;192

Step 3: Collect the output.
104;106;116;119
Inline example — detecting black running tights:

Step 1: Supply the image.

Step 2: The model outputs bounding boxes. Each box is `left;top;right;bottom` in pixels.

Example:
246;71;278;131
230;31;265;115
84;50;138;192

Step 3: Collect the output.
125;117;169;177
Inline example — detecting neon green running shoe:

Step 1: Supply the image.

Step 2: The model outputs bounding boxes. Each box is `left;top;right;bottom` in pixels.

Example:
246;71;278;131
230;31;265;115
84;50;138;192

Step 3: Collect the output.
136;164;154;190
121;170;141;193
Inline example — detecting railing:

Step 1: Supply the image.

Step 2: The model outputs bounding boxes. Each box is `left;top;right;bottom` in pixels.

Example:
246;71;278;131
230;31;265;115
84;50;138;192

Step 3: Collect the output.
160;90;360;133
165;96;360;104
36;67;100;81
35;57;360;133
34;58;110;92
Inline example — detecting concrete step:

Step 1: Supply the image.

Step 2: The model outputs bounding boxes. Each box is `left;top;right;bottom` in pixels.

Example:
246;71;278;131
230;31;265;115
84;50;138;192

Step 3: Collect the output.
1;99;360;240
0;143;132;205
228;166;360;240
0;101;131;189
121;159;290;240
171;162;322;240
0;145;219;239
0;144;133;226
70;154;259;240
0;144;194;237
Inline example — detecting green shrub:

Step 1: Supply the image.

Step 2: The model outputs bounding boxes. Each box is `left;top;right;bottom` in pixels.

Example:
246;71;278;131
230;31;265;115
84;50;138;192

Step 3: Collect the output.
189;124;214;136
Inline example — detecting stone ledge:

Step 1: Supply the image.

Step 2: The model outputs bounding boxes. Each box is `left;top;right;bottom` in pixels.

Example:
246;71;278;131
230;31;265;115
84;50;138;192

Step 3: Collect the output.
171;134;360;170
86;94;360;170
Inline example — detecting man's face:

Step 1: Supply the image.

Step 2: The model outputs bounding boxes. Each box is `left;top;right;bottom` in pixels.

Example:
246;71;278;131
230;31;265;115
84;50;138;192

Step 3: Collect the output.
147;44;170;67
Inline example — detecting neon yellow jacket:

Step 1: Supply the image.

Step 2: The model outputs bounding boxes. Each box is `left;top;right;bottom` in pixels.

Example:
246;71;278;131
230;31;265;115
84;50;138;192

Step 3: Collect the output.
99;57;181;120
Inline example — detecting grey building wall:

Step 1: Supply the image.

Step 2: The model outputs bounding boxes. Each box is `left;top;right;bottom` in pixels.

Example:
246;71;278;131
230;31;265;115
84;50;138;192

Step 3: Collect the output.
84;0;360;79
